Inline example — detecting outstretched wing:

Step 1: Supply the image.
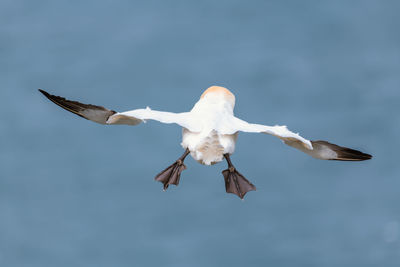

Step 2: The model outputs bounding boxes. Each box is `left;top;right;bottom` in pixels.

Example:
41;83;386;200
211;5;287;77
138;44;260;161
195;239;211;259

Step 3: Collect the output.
39;89;200;132
230;117;372;161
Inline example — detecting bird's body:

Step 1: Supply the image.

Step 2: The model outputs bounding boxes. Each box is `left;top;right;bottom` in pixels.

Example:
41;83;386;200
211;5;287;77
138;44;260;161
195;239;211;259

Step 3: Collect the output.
182;129;237;165
39;86;372;199
181;86;238;165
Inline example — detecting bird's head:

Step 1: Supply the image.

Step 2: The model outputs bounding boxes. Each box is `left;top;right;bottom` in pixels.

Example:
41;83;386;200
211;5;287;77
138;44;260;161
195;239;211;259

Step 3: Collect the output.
200;86;236;109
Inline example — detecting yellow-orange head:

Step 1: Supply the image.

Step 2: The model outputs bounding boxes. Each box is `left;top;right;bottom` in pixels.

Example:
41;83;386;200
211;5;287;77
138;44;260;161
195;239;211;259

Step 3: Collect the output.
200;86;236;108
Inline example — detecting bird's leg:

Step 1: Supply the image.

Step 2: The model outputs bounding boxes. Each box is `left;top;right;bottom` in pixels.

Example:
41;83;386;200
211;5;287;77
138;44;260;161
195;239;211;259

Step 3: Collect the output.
154;149;190;190
222;154;256;199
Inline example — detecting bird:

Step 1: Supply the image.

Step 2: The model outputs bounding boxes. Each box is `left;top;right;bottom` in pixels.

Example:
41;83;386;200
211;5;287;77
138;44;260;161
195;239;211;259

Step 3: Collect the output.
39;86;372;199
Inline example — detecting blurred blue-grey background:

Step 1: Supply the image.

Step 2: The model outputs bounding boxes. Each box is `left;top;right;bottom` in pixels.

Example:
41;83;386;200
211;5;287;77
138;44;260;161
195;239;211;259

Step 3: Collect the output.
1;0;399;266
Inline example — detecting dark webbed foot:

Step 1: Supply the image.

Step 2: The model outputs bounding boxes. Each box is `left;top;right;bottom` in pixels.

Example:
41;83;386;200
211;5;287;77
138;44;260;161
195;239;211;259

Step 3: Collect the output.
222;154;256;199
155;149;190;190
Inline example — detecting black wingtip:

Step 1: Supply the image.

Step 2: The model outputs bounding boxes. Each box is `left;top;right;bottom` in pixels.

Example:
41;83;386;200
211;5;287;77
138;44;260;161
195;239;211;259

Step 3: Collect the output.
38;89;60;104
312;140;373;161
364;153;373;160
339;147;373;161
38;89;49;97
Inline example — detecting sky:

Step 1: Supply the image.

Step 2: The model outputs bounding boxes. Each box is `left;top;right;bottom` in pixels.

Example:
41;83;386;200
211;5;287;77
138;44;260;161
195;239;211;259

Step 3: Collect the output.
1;1;400;266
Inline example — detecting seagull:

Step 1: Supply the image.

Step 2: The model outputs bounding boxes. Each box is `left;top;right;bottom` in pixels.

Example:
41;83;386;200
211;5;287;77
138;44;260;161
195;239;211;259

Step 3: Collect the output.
39;86;372;199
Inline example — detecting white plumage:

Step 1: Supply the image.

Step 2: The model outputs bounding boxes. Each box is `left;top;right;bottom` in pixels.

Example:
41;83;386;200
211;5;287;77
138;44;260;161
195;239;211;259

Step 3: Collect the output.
107;86;312;164
39;86;372;198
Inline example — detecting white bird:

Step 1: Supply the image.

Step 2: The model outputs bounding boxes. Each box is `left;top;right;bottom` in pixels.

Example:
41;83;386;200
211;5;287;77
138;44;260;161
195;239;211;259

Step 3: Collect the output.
39;86;372;199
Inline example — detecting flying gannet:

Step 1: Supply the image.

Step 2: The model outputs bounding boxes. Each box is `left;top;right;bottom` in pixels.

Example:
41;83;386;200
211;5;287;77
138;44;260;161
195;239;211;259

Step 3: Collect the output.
39;86;372;199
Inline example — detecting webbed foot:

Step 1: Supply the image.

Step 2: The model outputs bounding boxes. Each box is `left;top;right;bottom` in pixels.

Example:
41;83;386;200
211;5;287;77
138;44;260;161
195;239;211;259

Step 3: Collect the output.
222;154;256;199
155;149;190;190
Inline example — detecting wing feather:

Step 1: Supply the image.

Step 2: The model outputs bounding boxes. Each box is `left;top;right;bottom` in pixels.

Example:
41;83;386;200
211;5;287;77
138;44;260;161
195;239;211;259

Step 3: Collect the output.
39;89;199;131
39;89;118;124
231;117;372;161
108;108;201;132
231;117;313;149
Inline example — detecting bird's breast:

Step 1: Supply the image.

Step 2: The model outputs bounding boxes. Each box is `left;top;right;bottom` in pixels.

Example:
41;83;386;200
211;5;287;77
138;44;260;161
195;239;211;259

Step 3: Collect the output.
181;128;238;165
